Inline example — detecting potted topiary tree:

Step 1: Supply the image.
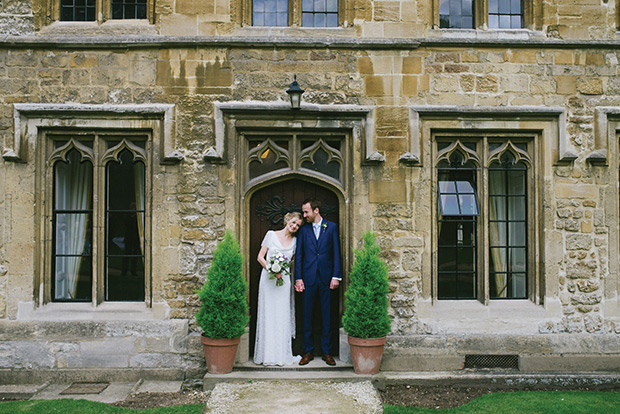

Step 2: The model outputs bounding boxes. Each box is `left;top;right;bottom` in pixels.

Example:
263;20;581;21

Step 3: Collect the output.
342;231;391;374
196;230;249;374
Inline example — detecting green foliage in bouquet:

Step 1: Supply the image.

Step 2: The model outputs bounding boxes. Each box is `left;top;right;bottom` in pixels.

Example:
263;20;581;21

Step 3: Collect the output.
196;231;249;339
342;231;391;339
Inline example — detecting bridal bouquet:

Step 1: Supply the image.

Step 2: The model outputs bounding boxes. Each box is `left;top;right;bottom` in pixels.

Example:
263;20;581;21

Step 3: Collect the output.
266;252;290;287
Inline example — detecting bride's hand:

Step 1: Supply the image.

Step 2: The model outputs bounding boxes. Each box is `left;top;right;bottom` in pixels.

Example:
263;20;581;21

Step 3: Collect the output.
274;273;282;279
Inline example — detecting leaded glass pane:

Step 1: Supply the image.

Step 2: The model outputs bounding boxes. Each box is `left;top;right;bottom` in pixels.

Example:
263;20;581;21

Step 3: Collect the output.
112;0;147;19
106;150;145;301
53;150;93;301
302;0;338;27
439;0;474;29
60;0;96;21
253;0;288;26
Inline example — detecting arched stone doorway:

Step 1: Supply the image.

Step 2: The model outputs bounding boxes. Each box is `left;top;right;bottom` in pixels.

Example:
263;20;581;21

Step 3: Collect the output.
249;178;341;358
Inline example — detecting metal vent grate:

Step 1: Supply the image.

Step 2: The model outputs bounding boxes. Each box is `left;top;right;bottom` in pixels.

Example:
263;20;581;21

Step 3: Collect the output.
464;354;519;369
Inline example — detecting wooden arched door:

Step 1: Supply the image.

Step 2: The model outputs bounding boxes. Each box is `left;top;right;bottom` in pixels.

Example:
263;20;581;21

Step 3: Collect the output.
249;178;340;358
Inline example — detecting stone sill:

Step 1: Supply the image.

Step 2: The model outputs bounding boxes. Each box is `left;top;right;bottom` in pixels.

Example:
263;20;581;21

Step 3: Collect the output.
16;301;169;321
4;34;620;50
39;20;157;36
416;298;561;334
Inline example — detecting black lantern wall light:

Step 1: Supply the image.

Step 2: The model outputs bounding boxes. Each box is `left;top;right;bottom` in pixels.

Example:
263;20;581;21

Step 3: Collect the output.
286;75;304;110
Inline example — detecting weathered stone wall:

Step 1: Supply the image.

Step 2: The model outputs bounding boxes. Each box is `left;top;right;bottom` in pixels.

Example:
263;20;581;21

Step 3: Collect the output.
0;320;204;382
0;0;34;36
1;34;620;373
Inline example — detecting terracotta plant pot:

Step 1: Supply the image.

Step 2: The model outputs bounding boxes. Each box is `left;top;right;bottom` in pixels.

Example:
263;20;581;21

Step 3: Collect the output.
201;335;240;374
348;336;386;374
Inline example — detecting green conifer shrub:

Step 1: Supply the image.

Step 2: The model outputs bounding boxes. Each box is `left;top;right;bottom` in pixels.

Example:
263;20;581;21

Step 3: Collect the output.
196;231;249;339
342;231;391;338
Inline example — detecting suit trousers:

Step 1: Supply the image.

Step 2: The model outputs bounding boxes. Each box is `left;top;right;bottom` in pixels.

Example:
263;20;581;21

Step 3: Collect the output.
302;282;332;355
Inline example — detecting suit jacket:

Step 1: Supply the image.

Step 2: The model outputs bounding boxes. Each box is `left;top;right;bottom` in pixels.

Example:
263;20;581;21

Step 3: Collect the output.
294;219;342;287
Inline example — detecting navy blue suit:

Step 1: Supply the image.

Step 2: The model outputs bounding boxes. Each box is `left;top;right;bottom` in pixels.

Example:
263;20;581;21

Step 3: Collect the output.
295;219;342;355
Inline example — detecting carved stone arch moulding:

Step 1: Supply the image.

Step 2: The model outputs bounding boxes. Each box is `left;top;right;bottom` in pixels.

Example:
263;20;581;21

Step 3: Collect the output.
102;138;148;164
48;138;95;164
488;141;532;167
299;138;344;166
247;138;291;166
5;104;182;164
436;140;481;167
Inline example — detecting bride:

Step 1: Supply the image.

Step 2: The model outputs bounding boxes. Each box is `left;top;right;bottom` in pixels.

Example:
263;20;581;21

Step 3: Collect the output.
254;212;303;366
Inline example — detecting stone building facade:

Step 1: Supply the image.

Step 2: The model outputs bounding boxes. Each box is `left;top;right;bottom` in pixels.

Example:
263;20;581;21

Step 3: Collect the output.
1;0;620;381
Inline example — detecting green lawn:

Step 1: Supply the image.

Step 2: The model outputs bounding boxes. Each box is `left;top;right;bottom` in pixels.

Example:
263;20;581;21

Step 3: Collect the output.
0;399;203;414
385;391;620;414
1;391;618;414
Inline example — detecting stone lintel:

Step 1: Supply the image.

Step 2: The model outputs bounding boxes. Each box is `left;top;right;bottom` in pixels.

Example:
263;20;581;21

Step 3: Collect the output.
407;105;574;165
7;103;181;165
212;101;379;165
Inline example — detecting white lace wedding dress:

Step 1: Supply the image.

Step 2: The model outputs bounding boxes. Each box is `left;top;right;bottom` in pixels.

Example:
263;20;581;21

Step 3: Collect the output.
254;230;301;366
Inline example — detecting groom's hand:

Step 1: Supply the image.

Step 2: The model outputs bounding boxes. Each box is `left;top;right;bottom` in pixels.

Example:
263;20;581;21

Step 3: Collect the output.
330;279;340;290
295;280;305;292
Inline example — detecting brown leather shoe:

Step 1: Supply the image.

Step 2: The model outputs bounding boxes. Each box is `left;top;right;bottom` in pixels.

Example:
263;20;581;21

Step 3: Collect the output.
299;353;314;365
322;354;336;366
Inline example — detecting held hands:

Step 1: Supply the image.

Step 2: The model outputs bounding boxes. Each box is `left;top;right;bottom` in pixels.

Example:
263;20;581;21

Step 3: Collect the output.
295;279;339;292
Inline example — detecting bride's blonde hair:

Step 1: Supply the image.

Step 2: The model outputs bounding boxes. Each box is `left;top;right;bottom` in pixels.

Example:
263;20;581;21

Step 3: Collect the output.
283;211;302;226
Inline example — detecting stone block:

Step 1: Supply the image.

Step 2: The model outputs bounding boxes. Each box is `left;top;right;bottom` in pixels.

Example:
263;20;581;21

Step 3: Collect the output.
402;75;417;96
374;1;400;21
130;353;184;368
402;56;422;74
38;322;108;340
509;50;537;64
176;0;215;14
577;78;603;95
369;181;406;203
476;75;498;93
160;14;198;36
13;341;54;369
565;234;593;250
555;183;598;199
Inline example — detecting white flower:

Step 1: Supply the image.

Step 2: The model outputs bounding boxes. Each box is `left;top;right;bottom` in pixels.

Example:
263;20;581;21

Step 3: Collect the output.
271;263;282;273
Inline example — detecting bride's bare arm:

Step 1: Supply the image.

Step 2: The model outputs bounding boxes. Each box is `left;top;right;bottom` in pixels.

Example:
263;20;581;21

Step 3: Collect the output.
257;245;269;269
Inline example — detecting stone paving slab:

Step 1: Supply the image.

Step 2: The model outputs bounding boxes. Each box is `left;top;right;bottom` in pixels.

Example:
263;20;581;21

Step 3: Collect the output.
204;380;382;414
34;382;137;404
136;380;183;393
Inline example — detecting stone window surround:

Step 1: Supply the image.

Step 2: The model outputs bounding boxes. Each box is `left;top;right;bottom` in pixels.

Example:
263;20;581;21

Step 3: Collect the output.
34;0;156;27
431;0;539;30
413;106;566;333
591;107;620;318
205;101;380;168
240;0;347;27
7;104;180;321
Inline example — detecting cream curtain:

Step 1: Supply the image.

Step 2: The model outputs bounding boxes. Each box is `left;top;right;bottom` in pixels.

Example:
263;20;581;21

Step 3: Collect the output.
488;169;507;298
55;152;92;299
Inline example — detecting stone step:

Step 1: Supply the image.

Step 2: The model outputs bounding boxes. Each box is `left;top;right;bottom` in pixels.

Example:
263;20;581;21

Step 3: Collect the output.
203;359;374;390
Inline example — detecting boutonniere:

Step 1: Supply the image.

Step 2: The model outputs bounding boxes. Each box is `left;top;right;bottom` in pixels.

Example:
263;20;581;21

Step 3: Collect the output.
322;223;327;232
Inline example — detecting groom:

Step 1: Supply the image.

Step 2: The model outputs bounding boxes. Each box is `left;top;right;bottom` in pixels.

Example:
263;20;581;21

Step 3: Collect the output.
294;198;342;366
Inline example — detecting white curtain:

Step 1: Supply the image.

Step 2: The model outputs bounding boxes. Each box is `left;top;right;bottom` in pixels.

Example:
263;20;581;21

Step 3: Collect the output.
55;153;92;299
488;169;507;298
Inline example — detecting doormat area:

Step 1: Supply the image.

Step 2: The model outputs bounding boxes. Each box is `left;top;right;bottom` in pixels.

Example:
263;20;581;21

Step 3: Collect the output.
60;382;110;395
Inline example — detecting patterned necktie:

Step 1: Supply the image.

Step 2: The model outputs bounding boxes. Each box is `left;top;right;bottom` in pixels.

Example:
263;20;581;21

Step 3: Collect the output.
313;223;320;240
